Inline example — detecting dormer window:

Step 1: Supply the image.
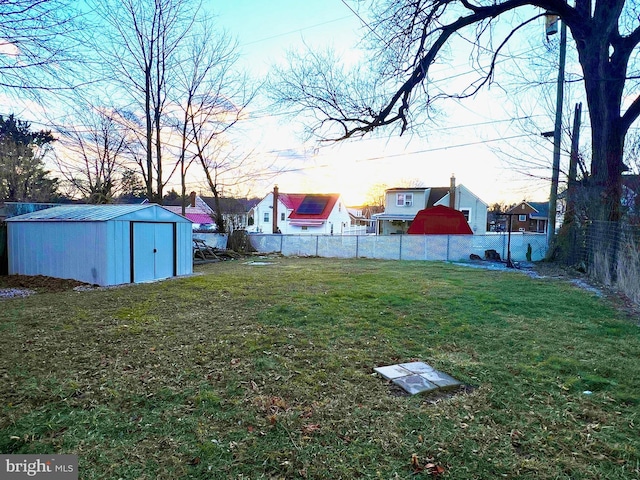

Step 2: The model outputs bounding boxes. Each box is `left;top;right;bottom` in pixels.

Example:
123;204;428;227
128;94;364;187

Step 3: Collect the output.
396;193;413;207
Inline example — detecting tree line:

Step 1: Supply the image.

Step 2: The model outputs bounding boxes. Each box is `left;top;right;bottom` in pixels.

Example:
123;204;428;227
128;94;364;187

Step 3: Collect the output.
0;0;267;230
3;0;640;233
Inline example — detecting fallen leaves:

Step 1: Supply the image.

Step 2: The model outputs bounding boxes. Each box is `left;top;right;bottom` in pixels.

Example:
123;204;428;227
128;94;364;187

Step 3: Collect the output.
410;453;445;476
301;423;321;435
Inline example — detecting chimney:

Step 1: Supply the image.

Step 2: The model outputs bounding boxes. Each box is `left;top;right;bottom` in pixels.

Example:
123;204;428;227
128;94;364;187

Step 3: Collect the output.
449;174;456;209
272;185;279;234
190;191;196;208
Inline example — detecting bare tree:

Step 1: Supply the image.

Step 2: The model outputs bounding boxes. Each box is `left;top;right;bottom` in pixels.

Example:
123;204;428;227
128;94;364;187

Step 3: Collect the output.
271;0;640;222
55;106;134;203
171;20;245;216
365;182;390;207
0;0;81;95
172;21;262;231
91;0;197;203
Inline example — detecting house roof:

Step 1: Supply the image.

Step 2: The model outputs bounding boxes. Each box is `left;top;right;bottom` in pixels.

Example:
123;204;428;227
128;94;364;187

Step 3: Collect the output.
201;196;259;213
277;193;307;211
507;201;549;220
163;205;214;224
426;188;450;207
288;194;339;221
528;202;549;219
6;204;189;222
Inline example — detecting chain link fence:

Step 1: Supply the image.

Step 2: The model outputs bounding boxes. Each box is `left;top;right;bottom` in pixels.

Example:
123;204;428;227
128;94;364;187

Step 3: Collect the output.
248;233;547;262
558;221;640;304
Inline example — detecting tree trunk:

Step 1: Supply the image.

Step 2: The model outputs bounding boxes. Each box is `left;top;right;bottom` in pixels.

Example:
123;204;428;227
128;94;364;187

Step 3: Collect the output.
575;26;627;223
145;68;154;202
213;187;225;233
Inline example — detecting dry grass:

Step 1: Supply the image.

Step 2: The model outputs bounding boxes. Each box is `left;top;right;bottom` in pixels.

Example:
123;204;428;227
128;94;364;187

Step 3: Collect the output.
0;257;639;479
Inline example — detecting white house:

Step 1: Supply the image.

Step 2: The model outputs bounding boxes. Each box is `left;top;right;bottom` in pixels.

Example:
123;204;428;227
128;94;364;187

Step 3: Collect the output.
248;186;352;235
372;176;488;234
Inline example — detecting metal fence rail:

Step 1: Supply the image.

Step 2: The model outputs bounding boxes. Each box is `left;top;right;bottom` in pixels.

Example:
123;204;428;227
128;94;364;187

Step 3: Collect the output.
248;233;547;262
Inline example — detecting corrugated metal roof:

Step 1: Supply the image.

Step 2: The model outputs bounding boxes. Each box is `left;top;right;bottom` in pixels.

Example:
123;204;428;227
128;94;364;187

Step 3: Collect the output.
7;204;156;222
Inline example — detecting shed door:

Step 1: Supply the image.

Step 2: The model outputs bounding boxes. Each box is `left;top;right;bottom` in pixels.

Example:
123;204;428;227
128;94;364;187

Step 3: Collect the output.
132;222;175;283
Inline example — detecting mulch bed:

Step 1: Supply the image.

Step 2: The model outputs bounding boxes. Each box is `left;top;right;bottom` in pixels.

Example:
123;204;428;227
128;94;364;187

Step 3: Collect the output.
0;274;92;293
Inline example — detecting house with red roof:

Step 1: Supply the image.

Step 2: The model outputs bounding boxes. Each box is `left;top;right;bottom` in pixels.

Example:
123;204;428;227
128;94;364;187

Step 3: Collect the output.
163;192;215;229
248;186;352;235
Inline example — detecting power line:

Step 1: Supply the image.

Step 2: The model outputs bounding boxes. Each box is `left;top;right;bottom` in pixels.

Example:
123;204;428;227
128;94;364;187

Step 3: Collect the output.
239;15;353;47
268;133;538;175
339;0;384;43
353;133;536;162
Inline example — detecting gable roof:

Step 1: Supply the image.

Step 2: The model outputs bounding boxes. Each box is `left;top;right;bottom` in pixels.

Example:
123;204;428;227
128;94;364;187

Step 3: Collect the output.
163;205;214;224
6;204;189;222
528;202;549;219
288;194;339;221
386;187;428;192
200;196;260;214
507;201;549;220
426;187;450;207
277;193;307;211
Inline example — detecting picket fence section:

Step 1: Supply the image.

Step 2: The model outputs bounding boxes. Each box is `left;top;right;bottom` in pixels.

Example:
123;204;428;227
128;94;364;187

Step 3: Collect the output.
247;233;547;262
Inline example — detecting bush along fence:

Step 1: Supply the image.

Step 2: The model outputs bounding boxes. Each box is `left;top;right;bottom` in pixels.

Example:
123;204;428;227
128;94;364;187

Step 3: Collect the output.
560;221;640;305
247;233;548;263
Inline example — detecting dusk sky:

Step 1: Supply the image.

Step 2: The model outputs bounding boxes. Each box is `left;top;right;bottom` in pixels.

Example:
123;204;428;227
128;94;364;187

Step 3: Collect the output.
210;1;566;205
2;0;577;206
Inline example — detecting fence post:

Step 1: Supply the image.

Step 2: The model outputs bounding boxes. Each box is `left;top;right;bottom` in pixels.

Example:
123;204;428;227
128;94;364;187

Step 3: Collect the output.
502;232;506;260
280;234;284;253
447;235;451;261
316;235;319;257
399;234;403;260
355;235;359;258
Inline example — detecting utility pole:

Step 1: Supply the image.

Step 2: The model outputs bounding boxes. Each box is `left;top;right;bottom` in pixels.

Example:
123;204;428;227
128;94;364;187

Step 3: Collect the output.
565;103;582;226
547;13;567;248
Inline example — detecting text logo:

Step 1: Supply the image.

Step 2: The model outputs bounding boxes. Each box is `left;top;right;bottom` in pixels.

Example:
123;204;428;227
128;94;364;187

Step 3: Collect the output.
1;455;78;479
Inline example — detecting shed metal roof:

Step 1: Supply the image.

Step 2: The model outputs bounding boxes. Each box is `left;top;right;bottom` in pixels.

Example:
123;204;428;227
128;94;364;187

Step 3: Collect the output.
6;204;182;222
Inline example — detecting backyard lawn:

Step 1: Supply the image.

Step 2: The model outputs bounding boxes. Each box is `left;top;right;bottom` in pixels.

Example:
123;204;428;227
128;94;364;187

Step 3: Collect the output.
0;257;638;479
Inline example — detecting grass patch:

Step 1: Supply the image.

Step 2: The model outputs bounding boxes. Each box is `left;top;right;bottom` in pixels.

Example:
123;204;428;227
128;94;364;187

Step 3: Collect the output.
1;258;639;479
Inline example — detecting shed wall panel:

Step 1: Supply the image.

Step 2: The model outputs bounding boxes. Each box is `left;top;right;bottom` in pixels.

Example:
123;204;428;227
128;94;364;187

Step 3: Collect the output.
8;222;108;285
176;223;193;276
106;220;132;285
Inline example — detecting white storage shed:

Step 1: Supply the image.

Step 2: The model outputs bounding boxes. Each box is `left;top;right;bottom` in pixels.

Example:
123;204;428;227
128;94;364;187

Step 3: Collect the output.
6;204;193;286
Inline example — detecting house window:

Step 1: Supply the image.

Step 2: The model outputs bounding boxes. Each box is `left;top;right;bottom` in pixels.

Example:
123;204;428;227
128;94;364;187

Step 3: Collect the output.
281;212;285;221
301;226;308;231
519;214;527;222
460;209;470;221
396;193;413;207
264;212;270;223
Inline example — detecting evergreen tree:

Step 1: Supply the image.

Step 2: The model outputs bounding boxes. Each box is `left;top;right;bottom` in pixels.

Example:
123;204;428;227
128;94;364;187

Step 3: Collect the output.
0;114;59;201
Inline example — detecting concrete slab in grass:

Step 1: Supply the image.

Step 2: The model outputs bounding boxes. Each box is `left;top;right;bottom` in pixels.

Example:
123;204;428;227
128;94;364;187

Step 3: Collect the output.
375;361;462;395
392;374;439;394
373;364;413;380
399;362;436;374
420;370;462;389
